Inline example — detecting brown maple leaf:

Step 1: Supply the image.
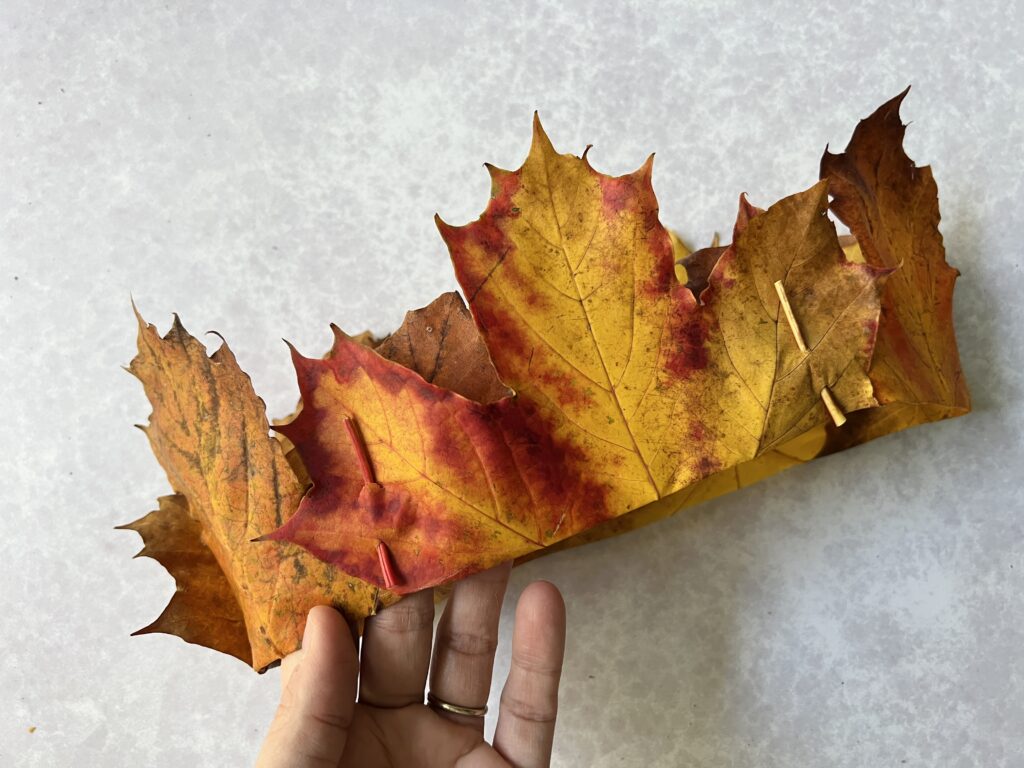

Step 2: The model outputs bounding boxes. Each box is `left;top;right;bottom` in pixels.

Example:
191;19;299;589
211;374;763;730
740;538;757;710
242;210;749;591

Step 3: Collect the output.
820;87;970;450
374;292;511;404
117;494;252;664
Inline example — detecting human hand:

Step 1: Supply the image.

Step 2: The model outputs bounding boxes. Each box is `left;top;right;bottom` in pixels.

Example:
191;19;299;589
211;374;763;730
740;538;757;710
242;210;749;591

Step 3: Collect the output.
256;563;566;767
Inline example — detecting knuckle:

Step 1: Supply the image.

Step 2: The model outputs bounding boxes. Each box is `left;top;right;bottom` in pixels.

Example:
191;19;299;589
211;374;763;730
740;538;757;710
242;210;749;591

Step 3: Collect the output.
439;627;498;658
371;599;434;634
512;649;563;677
500;689;557;724
307;710;351;733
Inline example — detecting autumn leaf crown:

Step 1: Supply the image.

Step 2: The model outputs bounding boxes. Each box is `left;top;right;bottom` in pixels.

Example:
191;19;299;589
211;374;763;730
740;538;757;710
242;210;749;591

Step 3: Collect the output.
122;89;969;670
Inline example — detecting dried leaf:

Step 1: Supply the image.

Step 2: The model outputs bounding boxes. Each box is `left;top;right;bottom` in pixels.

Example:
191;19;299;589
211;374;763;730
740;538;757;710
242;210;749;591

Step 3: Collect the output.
529;93;972;558
375;292;510;404
123;311;390;669
820;88;970;449
117;494;251;664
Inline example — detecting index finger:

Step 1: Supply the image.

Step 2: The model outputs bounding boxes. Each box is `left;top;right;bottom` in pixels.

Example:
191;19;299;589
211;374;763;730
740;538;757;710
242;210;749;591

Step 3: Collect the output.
256;606;358;767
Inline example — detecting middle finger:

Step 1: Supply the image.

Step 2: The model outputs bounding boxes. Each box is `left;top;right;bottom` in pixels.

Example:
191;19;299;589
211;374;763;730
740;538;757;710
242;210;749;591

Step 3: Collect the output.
358;588;435;708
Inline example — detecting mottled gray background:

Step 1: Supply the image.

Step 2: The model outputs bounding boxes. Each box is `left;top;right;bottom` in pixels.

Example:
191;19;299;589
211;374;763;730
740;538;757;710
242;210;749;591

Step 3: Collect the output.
2;0;1022;765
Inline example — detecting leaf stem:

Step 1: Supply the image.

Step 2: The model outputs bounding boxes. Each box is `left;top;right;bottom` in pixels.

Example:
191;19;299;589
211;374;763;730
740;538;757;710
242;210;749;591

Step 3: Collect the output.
376;541;400;589
343;417;379;487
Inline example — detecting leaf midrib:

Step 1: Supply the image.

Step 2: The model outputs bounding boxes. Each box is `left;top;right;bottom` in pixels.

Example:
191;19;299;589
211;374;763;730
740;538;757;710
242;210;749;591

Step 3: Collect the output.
537;149;661;499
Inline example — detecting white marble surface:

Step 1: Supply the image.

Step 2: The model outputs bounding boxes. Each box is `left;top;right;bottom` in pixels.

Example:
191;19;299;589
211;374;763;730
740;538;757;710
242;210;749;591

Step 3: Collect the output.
2;1;1022;765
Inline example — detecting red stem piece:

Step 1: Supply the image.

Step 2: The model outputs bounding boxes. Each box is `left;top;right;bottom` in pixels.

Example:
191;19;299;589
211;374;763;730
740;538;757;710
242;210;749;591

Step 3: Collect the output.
343;417;378;487
376;540;400;589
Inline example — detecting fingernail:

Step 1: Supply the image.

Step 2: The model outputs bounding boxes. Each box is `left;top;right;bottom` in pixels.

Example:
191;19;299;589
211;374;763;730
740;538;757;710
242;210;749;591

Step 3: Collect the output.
301;608;319;649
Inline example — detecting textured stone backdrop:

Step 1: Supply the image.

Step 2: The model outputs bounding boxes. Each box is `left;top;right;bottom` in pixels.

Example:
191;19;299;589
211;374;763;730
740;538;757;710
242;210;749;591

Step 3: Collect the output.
1;1;1021;765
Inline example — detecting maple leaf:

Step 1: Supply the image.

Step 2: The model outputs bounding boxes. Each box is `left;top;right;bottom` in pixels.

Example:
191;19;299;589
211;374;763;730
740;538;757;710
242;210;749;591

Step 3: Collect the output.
265;117;886;592
121;310;389;670
121;293;511;666
374;291;511;404
820;87;971;450
117;494;252;664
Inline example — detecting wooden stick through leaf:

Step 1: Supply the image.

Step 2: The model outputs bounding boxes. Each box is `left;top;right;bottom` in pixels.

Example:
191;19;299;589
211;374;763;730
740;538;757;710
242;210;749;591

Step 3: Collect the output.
773;280;847;428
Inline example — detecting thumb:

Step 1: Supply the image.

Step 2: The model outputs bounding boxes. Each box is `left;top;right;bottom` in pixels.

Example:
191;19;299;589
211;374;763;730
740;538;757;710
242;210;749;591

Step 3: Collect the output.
256;605;358;767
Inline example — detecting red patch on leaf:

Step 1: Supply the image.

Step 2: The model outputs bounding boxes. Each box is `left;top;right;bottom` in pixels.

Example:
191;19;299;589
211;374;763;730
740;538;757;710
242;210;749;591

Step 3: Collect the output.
600;173;634;214
733;193;763;239
664;289;711;379
536;368;597;409
469;300;532;379
861;317;879;356
644;228;676;296
695;455;722;477
490;396;613;537
439;169;522;302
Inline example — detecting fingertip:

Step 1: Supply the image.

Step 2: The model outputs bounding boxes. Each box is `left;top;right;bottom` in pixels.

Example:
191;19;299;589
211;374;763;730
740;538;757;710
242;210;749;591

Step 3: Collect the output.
517;580;566;627
521;579;563;603
303;605;357;670
304;605;342;643
512;580;566;671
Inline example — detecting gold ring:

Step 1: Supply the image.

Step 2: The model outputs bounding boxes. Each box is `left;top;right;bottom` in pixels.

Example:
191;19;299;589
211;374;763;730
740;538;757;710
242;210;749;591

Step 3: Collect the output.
427;691;488;717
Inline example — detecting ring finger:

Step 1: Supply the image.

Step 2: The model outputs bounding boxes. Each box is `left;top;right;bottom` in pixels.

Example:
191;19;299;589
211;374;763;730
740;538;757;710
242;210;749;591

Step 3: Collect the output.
428;561;512;729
